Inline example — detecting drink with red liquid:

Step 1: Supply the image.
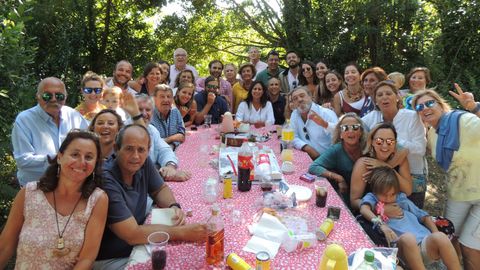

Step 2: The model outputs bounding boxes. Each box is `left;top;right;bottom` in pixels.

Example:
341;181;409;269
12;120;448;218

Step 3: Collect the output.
151;249;167;270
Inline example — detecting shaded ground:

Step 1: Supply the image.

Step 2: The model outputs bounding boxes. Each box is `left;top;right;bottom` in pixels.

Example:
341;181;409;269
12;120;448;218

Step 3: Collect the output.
424;156;449;217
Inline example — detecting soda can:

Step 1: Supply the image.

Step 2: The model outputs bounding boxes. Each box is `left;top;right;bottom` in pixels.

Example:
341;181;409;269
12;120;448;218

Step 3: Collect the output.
223;174;233;199
226;253;252;270
316;218;334;241
255;251;270;270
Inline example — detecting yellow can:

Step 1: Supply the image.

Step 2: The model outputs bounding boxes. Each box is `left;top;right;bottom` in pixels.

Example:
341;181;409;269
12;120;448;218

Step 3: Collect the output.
316;218;334;241
255;251;271;270
223;174;233;199
226;253;252;270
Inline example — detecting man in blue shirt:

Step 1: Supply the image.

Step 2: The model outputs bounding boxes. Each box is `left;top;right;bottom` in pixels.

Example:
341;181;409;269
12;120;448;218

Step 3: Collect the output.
11;77;88;186
94;124;206;269
150;84;185;150
194;76;229;125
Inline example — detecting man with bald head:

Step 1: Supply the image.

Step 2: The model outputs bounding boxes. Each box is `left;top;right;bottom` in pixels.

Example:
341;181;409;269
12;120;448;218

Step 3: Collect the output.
169;48;199;88
12;77;88;186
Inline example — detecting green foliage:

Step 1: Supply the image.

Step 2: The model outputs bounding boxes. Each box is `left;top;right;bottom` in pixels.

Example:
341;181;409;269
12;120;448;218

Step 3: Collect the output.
0;153;18;228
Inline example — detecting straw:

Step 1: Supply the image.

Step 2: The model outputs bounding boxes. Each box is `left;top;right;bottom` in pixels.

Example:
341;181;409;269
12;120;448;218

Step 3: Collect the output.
226;154;237;176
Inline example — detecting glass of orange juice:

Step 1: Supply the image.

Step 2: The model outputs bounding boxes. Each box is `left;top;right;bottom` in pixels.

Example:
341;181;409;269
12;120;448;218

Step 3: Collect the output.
281;149;293;162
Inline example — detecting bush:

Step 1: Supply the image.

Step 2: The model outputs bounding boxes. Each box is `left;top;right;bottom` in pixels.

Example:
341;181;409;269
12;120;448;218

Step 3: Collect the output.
0;153;19;228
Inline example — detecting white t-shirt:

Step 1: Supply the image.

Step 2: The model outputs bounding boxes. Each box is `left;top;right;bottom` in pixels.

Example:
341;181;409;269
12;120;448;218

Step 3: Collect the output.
236;101;275;126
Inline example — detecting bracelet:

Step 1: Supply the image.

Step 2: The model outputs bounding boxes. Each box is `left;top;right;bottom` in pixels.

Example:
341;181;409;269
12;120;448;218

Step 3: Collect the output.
132;113;143;121
169;203;182;209
470;102;480;114
165;161;178;169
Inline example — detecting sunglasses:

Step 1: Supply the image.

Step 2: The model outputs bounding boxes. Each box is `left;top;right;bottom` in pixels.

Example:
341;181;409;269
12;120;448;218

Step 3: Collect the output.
41;92;66;102
340;124;361;132
374;137;396;146
415;100;436;112
303;126;310;140
206;84;219;90
83;87;103;94
302;67;312;72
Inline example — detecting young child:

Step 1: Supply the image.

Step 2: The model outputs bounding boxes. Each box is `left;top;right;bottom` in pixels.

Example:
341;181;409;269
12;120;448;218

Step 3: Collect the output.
360;166;460;270
102;86;127;121
387;72;405;92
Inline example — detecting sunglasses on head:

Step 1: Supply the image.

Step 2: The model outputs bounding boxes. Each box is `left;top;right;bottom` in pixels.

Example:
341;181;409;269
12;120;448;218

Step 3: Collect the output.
415;100;436;112
41;92;66;102
374;137;396;146
340;124;361;132
83;87;103;94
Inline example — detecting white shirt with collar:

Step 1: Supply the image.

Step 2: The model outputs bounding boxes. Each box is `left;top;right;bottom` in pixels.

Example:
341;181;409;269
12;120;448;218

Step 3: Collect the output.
291;103;338;154
287;69;299;90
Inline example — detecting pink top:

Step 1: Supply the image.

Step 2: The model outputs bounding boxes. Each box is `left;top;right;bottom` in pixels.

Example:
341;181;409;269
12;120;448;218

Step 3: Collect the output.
126;126;373;269
15;182;104;269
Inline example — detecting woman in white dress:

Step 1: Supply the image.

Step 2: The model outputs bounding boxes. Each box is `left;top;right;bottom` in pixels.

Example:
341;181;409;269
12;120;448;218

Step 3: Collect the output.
236;80;275;128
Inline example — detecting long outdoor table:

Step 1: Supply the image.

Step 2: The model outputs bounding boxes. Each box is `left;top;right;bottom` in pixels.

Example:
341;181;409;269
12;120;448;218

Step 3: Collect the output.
126;126;373;269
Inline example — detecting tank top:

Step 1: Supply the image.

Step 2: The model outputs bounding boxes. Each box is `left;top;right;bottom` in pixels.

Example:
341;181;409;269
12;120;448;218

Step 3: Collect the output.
339;90;367;115
15;182;104;269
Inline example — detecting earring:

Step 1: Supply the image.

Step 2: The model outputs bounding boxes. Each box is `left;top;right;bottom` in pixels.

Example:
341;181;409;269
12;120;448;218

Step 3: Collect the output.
92;171;95;181
57;166;60;178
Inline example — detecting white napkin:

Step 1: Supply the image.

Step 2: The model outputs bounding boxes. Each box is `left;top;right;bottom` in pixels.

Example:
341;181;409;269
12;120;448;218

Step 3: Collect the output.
151;208;175;226
243;213;289;258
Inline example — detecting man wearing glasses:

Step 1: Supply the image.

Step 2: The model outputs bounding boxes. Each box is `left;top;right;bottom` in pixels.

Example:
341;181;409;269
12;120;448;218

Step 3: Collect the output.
290;87;338;160
194;76;228;125
11;77;88;186
196;60;233;110
169;48;199;88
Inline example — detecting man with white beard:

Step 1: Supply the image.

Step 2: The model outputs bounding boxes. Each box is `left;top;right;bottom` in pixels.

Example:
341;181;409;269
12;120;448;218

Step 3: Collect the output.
290;87;338;160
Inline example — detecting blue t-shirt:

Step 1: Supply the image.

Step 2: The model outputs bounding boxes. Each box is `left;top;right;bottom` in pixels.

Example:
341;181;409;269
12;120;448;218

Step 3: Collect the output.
97;156;164;260
361;192;431;244
194;92;228;124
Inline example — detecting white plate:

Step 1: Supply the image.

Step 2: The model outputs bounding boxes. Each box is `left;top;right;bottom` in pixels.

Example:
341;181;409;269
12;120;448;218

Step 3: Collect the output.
285;185;312;201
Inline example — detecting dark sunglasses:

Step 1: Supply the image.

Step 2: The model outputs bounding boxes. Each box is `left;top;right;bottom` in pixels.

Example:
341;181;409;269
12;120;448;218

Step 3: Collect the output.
41;92;66;102
340;124;361;132
303;126;310;140
415;100;436;112
83;87;103;94
207;84;219;90
302;67;312;72
374;137;396;146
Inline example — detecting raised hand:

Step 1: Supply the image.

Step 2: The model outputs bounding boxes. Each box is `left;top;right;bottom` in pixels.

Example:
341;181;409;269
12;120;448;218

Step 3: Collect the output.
449;83;476;111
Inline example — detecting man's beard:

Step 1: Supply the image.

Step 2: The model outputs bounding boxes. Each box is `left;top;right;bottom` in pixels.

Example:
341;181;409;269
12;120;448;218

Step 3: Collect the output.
297;101;312;114
288;62;299;69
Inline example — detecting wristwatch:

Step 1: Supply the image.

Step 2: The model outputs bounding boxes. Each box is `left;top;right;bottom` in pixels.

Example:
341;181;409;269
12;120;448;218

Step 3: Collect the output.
169;203;182;209
165;161;178;169
132;113;143;121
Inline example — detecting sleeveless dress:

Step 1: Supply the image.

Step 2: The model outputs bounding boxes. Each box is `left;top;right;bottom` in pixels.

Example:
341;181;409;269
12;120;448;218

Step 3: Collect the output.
15;182;104;269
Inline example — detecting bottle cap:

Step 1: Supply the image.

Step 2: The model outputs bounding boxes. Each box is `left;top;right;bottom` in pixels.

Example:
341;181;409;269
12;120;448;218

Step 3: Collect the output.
364;250;375;262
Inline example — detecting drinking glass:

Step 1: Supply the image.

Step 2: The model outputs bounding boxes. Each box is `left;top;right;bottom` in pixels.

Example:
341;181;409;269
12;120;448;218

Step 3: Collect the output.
314;181;328;208
148;231;169;270
204;114;212;128
204;177;219;204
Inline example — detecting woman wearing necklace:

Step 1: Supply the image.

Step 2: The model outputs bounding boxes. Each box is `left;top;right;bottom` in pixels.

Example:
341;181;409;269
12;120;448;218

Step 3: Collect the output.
236;81;275;128
333;63;368;117
298;60;320;103
0;130;108;269
232;63;256;113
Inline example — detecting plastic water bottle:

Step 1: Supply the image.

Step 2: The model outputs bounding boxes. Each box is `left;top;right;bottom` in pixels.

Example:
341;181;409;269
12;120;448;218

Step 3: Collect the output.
256;150;273;191
355;250;378;270
283;232;317;252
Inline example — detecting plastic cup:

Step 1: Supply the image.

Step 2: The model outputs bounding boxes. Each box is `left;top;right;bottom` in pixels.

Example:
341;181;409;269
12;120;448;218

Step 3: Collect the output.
314;181;328;208
148;231;169;270
204;114;212;128
281;149;293;162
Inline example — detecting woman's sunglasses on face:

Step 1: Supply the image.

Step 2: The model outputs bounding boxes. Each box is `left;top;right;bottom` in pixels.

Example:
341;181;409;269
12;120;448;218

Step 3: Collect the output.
340;124;361;132
415;100;436;112
374;137;396;146
83;87;103;95
41;92;66;102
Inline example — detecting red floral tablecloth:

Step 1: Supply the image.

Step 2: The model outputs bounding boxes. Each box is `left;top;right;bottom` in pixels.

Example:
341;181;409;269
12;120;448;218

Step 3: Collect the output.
126;126;373;269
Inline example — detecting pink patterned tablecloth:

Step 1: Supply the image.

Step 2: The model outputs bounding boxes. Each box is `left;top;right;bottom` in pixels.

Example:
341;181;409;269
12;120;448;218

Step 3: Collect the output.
126;126;373;270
